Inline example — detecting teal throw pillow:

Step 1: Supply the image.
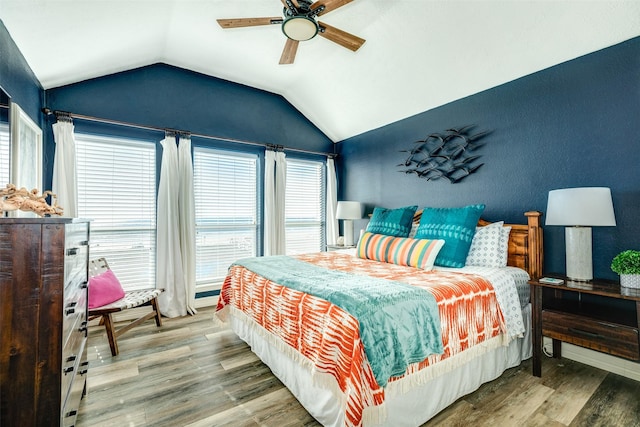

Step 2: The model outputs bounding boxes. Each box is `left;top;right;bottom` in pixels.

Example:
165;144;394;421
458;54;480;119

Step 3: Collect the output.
366;205;418;237
414;204;486;267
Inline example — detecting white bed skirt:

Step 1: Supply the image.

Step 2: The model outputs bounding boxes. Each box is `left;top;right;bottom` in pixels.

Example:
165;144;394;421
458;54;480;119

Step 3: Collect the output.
226;304;532;427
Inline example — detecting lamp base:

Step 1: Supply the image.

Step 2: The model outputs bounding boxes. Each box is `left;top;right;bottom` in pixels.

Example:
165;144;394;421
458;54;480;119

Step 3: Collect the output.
343;220;355;247
565;226;593;281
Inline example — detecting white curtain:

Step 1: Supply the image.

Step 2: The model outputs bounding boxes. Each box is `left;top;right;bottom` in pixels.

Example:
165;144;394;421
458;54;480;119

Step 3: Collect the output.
178;136;197;315
264;150;287;255
326;156;338;246
157;135;187;318
275;151;286;254
51;120;77;217
264;150;276;255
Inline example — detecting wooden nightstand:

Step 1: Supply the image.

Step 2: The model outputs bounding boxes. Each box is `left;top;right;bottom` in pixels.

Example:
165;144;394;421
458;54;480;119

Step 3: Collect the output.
530;276;640;377
326;244;356;252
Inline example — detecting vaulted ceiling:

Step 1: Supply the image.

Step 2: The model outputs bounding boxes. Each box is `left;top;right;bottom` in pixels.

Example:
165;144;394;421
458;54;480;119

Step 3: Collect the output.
2;1;639;142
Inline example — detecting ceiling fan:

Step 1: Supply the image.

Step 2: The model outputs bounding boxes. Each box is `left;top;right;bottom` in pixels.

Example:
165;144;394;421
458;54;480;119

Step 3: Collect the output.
217;0;365;64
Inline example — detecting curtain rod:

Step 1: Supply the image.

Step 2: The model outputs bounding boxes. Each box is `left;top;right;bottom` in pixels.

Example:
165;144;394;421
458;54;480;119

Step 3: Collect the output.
41;108;337;158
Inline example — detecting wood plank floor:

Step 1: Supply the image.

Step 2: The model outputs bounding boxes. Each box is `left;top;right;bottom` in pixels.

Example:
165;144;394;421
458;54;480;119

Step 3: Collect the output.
77;306;640;427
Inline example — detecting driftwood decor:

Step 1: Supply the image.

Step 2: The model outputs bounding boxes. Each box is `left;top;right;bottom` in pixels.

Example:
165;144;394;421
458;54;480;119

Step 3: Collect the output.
0;183;63;216
398;125;490;183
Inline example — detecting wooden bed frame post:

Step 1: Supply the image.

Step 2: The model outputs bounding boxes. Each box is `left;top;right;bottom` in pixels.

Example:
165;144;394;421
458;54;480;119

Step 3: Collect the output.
525;211;544;377
525;211;543;280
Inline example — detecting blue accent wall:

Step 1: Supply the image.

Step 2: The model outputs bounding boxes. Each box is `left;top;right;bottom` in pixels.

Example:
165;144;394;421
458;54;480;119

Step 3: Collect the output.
337;37;640;280
42;63;334;190
0;20;43;128
44;63;333;152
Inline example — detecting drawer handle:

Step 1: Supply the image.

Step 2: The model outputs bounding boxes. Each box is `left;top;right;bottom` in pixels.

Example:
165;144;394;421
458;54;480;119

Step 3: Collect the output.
63;366;74;374
65;301;77;316
568;327;604;339
79;321;88;333
65;410;78;417
67;247;78;256
80;281;88;289
79;361;89;375
66;355;77;363
80;240;89;246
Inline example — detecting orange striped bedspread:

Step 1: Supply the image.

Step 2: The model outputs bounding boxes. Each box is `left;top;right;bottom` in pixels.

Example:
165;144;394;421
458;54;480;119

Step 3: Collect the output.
216;252;507;427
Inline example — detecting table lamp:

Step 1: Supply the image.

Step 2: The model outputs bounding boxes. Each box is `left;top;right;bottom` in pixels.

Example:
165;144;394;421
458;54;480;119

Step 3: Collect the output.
545;187;616;281
336;201;363;246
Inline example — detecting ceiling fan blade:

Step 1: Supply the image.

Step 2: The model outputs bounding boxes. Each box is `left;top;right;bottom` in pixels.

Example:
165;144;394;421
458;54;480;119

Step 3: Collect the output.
318;21;365;52
310;0;353;16
280;0;299;15
217;17;283;29
279;39;299;64
288;0;302;8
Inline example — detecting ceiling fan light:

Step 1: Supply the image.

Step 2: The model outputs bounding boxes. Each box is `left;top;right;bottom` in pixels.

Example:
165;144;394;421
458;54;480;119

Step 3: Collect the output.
282;16;318;41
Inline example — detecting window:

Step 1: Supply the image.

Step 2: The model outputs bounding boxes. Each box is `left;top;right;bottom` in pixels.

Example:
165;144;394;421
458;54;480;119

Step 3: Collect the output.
0;122;9;187
76;133;157;290
285;158;325;255
193;147;258;288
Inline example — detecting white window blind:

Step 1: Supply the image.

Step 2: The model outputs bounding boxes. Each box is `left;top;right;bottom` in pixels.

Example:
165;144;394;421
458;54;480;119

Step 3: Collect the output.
0;123;9;187
193;147;258;287
76;133;157;290
285;158;325;255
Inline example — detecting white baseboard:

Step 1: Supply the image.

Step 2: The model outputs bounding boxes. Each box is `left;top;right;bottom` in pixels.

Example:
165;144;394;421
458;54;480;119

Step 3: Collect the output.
195;295;219;309
543;337;640;381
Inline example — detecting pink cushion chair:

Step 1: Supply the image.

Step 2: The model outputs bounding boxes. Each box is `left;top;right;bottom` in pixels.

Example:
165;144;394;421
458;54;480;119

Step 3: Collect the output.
87;258;164;356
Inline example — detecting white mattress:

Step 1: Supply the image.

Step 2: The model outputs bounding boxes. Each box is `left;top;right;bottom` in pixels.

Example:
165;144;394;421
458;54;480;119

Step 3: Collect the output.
228;304;532;427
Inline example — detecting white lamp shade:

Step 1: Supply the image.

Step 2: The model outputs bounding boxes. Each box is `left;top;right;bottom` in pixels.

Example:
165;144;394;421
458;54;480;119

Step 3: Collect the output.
336;201;363;220
545;187;616;226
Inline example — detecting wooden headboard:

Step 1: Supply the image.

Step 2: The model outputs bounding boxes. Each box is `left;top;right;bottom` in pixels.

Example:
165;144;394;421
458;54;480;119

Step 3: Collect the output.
478;211;543;279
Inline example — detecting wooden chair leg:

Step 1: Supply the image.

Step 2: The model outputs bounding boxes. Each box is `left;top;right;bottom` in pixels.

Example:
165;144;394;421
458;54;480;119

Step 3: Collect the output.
151;297;163;327
102;313;119;356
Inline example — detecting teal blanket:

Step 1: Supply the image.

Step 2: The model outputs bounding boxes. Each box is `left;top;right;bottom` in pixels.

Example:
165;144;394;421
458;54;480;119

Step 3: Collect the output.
234;256;443;387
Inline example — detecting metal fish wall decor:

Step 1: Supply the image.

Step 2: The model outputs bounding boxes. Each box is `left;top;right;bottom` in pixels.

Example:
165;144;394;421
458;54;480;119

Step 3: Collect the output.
397;125;490;183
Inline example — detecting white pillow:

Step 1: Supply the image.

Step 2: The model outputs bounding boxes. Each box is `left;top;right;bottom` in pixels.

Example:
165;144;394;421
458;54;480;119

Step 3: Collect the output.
497;225;512;267
465;221;504;268
408;209;422;238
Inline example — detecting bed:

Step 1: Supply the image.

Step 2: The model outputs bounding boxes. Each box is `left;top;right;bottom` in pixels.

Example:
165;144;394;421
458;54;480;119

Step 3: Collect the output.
216;208;543;427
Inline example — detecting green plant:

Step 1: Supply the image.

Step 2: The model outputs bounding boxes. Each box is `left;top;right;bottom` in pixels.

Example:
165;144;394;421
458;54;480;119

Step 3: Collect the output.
610;250;640;275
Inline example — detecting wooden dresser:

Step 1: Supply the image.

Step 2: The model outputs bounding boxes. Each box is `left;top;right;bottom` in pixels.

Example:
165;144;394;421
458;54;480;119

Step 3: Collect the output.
0;218;91;426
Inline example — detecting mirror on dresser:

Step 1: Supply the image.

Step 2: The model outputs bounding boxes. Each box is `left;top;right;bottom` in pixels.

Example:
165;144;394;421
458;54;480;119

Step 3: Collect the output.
8;100;43;218
0;87;10;192
0;87;10;218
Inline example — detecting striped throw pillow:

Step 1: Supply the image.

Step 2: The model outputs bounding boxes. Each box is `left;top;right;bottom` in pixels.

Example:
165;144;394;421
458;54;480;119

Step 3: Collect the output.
356;232;445;270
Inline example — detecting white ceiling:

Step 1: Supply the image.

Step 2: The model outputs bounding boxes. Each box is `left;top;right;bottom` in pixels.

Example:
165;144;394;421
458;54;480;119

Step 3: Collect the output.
2;1;640;142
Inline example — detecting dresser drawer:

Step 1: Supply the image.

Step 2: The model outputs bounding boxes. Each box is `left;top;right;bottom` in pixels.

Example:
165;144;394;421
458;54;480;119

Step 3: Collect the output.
61;342;87;427
63;285;87;348
61;330;86;399
65;244;88;292
65;221;90;248
64;222;89;289
542;310;640;360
